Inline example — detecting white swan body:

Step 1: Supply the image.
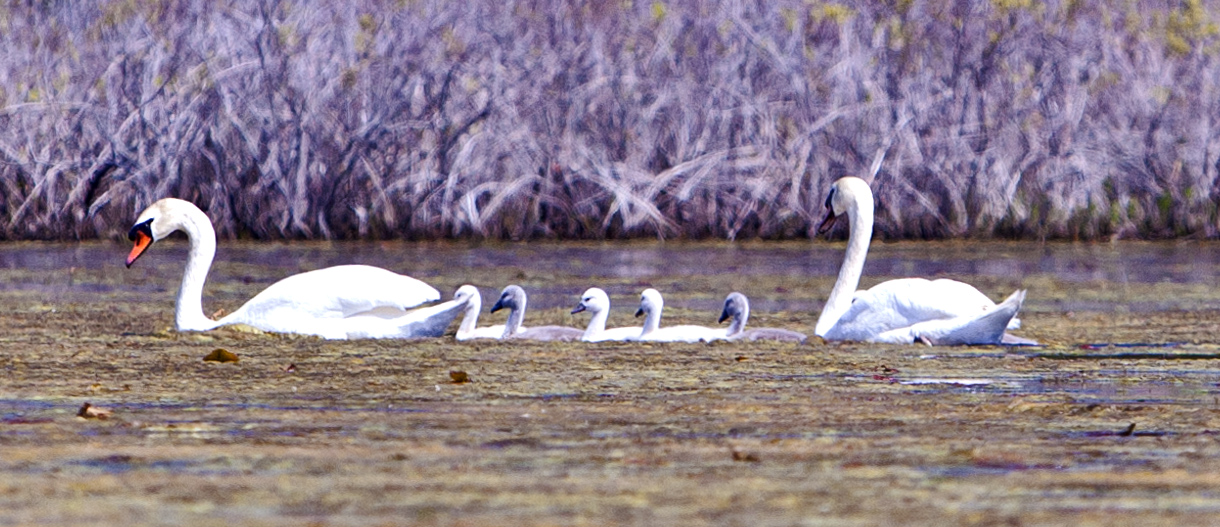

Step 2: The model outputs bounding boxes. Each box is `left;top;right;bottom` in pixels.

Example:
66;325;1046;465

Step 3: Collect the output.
454;285;509;340
571;288;643;342
634;288;726;342
125;198;448;339
718;292;808;343
813;178;1030;345
493;285;583;342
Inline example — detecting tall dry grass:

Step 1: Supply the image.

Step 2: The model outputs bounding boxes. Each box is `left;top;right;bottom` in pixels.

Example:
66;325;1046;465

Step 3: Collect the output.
1;0;1219;241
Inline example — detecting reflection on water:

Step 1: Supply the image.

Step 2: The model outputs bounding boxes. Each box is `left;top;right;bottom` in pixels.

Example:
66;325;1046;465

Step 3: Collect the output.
2;240;1220;312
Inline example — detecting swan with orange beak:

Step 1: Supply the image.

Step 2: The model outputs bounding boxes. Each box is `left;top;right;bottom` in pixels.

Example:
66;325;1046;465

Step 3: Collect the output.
124;198;458;339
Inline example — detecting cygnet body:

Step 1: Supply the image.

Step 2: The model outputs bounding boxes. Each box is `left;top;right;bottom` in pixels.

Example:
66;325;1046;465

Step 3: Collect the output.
571;288;643;342
718;292;808;343
634;288;726;343
492;285;583;342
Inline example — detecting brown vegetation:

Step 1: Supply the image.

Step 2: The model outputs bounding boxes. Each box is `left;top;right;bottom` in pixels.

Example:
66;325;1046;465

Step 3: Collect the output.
2;0;1219;240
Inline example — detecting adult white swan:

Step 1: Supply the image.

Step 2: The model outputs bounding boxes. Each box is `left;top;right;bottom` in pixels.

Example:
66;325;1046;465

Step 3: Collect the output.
814;177;1032;346
718;292;808;343
125;198;451;339
571;287;643;342
634;288;725;342
493;285;584;342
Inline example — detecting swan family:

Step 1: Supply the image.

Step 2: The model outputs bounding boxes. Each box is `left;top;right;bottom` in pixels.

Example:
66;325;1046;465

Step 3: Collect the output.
123;177;1034;346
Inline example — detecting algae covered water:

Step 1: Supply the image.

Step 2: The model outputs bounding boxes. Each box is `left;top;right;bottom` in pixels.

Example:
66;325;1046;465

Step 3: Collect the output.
3;240;1220;525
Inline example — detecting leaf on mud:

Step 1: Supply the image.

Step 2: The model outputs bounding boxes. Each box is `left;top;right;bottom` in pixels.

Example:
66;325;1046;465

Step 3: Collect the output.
77;402;112;420
735;355;749;362
283;363;297;373
203;348;240;363
731;448;760;463
449;370;470;383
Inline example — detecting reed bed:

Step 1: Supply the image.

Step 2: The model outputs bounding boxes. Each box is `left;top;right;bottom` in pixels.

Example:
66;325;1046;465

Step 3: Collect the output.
1;0;1218;241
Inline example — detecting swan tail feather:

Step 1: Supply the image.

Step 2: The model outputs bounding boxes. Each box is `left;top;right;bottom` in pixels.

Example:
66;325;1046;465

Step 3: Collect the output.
919;290;1026;346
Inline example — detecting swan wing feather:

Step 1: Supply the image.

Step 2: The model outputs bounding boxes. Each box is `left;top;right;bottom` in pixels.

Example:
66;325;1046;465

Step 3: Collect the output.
825;278;997;341
234;265;440;322
639;325;728;343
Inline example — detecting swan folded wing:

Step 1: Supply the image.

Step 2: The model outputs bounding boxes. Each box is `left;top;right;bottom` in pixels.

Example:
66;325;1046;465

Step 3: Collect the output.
245;265;441;320
823;278;996;342
585;326;643;342
464;324;510;340
909;290;1026;346
639;325;728;343
343;296;467;339
731;328;808;343
507;326;584;341
894;278;1022;330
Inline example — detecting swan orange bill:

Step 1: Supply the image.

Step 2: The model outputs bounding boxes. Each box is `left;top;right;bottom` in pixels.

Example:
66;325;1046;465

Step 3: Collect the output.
126;231;152;268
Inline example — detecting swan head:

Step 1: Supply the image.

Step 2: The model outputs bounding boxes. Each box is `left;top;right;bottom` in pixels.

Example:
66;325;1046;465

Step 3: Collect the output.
126;198;206;267
818;177;874;235
635;288;663;318
453;285;481;309
490;285;526;313
719;292;749;325
571;287;609;315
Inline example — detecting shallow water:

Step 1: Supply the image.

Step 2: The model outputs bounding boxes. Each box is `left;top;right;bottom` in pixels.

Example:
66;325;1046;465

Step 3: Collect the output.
4;240;1220;525
5;239;1220;311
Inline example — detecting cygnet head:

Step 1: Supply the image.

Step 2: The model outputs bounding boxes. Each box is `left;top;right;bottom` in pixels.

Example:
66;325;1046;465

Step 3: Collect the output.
571;287;610;315
635;288;663;318
126;198;208;267
818;177;874;235
718;292;749;324
490;285;526;313
453;285;481;309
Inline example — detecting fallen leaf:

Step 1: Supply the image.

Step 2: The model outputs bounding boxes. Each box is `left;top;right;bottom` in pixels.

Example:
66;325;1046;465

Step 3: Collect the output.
203;348;240;363
77;402;111;420
283;363;297;373
449;370;470;383
731;448;760;463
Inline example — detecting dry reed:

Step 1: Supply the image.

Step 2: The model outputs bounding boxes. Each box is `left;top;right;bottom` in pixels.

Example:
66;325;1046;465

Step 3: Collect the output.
1;0;1218;241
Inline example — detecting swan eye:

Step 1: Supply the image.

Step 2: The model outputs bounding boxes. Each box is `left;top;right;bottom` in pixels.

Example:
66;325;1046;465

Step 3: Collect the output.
128;218;154;242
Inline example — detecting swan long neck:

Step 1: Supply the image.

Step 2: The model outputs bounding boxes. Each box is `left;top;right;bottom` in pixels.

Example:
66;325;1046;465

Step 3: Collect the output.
640;304;662;335
456;292;482;338
582;305;609;340
502;296;526;338
176;207;222;331
815;193;874;337
727;305;748;336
